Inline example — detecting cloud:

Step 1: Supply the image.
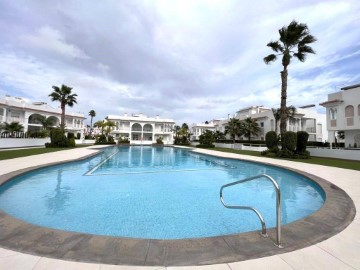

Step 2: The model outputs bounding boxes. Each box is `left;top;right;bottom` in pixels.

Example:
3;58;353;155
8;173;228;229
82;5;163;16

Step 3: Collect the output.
20;26;90;60
0;0;359;125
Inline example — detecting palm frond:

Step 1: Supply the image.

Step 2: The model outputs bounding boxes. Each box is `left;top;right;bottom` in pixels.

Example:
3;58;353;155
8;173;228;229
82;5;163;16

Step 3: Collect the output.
267;41;284;53
298;44;315;54
299;34;317;46
293;52;306;62
263;54;277;64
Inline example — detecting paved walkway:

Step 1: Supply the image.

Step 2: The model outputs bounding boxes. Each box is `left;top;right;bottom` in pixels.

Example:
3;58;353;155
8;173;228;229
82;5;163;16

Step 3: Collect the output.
0;146;359;270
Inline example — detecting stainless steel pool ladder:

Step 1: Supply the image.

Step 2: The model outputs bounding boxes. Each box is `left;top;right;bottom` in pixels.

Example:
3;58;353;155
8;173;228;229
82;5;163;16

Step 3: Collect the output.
220;174;283;248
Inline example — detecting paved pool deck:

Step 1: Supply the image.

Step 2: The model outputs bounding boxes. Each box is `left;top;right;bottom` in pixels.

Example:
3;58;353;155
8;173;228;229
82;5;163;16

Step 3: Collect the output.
0;145;359;270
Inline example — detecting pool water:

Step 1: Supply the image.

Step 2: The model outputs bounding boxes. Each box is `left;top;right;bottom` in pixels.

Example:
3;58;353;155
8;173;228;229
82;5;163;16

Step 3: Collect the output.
0;146;325;239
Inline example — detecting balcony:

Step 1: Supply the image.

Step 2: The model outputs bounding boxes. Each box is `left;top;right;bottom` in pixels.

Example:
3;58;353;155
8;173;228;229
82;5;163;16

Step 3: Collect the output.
306;127;316;133
2;117;25;123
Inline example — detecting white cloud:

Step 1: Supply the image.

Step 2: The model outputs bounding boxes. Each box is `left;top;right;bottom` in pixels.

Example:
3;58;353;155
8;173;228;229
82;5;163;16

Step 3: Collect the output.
20;26;90;60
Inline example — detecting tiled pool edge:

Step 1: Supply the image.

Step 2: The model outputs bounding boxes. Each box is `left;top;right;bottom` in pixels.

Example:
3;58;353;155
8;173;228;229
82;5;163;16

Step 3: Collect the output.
0;146;356;266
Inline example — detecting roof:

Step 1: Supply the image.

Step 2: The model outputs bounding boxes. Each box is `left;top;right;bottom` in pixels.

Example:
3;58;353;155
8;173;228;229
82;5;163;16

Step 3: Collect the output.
299;104;316;109
106;114;175;123
341;83;360;90
0;96;85;118
319;99;343;106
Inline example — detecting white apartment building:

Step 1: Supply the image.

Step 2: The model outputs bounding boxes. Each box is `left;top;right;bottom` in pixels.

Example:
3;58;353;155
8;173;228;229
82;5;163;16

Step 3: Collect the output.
191;105;324;142
320;83;360;147
106;113;175;144
190;121;217;140
0;95;86;136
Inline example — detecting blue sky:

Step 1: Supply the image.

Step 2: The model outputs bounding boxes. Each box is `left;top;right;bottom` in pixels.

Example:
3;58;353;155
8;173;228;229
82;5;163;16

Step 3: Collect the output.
0;0;359;124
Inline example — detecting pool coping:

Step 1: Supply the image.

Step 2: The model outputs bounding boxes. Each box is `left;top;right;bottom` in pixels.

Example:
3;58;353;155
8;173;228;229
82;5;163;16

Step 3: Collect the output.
0;146;356;266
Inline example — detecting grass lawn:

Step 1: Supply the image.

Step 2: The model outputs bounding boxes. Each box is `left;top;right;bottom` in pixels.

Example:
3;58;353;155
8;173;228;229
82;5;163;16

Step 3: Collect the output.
212;147;360;171
0;145;91;161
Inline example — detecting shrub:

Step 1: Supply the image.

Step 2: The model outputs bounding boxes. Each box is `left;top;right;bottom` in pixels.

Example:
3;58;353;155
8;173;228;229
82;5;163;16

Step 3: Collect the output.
49;128;68;147
281;131;297;152
67;132;75;139
293;150;310;159
265;131;278;149
118;136;130;144
68;138;76;147
196;144;215;148
108;135;115;143
277;149;294;158
296;131;309;153
27;130;49;138
199;130;215;147
156;137;164;144
95;134;107;144
174;136;190;145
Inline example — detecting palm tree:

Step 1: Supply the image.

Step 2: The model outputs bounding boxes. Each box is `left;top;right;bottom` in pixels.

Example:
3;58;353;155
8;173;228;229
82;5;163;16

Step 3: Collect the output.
224;118;242;144
94;120;106;135
3;121;24;137
173;125;181;138
49;84;78;130
88;110;96;134
104;120;116;136
264;20;316;135
272;106;297;134
241;117;261;143
34;115;56;130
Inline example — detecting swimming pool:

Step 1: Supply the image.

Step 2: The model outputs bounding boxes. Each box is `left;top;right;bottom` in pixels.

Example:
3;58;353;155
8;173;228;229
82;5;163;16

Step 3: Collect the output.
0;146;325;239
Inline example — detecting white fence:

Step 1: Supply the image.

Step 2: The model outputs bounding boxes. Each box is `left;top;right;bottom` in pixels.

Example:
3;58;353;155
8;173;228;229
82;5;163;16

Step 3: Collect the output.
0;138;50;149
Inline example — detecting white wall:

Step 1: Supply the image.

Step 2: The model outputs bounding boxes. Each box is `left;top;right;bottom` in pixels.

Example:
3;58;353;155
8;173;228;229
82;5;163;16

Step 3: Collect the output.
0;138;50;149
308;148;360;161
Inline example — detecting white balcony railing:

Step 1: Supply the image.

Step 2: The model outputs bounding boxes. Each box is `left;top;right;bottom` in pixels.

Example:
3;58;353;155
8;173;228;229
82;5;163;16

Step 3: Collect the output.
3;117;25;123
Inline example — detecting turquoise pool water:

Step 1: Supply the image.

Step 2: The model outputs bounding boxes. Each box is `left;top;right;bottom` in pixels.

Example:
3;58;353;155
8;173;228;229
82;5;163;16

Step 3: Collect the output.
0;146;325;239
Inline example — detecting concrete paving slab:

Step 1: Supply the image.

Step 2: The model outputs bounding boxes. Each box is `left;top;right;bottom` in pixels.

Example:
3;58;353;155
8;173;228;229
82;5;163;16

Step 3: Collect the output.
279;245;354;270
0;253;40;270
167;264;231;270
0;247;19;258
229;255;293;270
34;257;100;270
100;265;165;270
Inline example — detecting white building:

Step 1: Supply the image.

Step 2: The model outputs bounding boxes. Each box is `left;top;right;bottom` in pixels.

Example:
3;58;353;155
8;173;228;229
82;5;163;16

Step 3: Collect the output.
106;113;175;144
191;105;325;142
0;95;85;136
320;83;360;147
191;121;217;140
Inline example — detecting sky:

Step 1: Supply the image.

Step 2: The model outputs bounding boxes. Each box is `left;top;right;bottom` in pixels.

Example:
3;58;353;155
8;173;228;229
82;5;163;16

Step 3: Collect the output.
0;0;359;125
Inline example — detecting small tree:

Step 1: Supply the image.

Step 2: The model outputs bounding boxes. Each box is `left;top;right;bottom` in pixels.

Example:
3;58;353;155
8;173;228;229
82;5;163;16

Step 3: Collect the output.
48;128;68;147
265;131;279;150
241;117;261;142
88;110;96;135
225;118;242;144
198;130;215;148
2;122;24;137
296;131;309;153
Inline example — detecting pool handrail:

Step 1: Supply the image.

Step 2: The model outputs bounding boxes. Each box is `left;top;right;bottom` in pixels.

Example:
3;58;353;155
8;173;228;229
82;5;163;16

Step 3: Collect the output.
219;173;283;248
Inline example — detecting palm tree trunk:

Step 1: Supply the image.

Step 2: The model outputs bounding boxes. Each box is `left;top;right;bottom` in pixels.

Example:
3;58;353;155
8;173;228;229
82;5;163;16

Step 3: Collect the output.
280;67;288;145
90;117;93;135
60;103;66;130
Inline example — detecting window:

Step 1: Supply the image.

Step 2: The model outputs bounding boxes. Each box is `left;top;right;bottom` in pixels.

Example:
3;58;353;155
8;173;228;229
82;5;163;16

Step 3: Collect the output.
345;105;354;126
358;104;360;116
345;105;354;117
260;122;264;127
329;108;337;120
